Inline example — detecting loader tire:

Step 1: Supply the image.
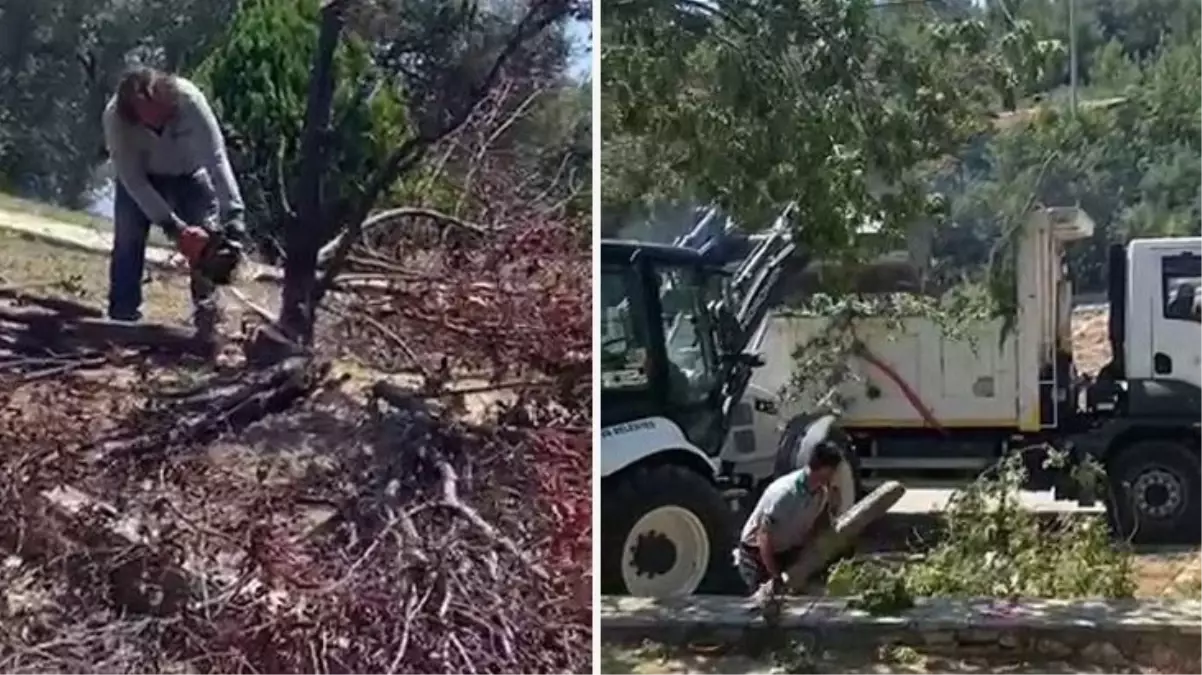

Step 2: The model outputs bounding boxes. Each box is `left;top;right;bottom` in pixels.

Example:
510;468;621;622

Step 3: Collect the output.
601;464;741;597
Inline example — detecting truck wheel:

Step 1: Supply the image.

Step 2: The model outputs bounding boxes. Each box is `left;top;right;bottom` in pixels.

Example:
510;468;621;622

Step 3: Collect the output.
774;414;861;513
601;464;740;597
1107;440;1201;545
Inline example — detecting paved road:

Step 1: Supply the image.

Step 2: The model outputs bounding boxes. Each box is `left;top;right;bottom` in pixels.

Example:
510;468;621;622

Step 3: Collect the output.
889;487;1104;515
0;207;177;267
0;207;279;280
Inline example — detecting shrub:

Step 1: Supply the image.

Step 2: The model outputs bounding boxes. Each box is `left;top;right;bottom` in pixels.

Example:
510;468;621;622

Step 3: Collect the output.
828;451;1136;614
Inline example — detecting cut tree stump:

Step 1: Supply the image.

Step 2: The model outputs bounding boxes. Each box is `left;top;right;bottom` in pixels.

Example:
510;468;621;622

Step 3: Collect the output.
784;480;907;592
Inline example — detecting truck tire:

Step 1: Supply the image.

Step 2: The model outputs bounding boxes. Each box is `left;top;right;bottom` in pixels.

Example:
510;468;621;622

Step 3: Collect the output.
774;414;862;510
601;464;740;597
1107;440;1201;545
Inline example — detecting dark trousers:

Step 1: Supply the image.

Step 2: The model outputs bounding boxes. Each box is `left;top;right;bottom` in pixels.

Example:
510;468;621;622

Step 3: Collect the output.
737;541;802;593
109;172;219;337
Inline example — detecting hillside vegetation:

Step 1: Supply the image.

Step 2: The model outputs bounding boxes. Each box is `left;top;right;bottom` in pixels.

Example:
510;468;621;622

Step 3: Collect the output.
602;0;1201;295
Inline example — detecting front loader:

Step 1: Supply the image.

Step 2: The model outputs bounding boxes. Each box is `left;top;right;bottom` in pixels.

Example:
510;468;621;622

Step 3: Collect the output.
599;206;815;597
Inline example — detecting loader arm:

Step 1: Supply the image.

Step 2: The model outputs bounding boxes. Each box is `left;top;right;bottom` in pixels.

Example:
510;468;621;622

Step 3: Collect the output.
674;204;798;442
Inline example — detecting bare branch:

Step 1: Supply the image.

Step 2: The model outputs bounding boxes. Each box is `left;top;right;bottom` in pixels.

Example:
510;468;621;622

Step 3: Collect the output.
313;1;573;301
316;207;487;268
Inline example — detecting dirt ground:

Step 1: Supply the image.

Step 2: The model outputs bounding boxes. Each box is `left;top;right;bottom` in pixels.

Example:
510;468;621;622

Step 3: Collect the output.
0;227;277;329
600;642;1182;674
0;218;592;672
1072;305;1111;375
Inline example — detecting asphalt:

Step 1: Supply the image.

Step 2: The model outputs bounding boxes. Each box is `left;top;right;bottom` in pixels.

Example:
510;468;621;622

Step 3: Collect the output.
891;487;1104;515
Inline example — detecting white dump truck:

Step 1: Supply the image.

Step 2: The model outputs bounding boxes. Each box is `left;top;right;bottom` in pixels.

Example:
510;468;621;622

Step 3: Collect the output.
600;205;1201;599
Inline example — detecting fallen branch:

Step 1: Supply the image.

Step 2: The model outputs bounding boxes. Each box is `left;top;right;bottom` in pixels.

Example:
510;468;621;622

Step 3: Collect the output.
0;288;104;318
432;459;549;582
317;207;488;269
20;354;109;382
328;304;429;379
91;356;331;461
432;378;553;398
369;378;549;583
0;305;202;353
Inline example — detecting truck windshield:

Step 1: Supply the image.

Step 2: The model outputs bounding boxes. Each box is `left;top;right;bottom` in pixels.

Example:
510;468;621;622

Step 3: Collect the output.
655;265;718;405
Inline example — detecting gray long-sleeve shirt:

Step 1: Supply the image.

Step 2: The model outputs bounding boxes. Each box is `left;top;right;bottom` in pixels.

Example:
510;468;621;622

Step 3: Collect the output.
102;76;244;225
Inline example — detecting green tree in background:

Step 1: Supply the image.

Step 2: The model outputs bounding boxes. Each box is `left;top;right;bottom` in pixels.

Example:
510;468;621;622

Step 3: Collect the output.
933;15;1201;294
601;0;1052;262
604;0;1199;300
0;0;237;206
193;0;414;260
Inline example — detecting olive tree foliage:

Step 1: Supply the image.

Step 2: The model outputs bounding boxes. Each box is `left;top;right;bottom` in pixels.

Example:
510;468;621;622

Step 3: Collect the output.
0;0;237;207
601;0;1054;261
535;80;591;220
427;32;591;222
193;0;589;260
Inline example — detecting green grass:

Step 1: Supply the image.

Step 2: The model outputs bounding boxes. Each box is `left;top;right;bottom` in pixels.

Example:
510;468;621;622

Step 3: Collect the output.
0;191;171;247
0;192;113;231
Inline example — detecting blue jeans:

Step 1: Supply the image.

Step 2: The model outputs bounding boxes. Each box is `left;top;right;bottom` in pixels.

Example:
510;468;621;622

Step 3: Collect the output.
109;172;220;338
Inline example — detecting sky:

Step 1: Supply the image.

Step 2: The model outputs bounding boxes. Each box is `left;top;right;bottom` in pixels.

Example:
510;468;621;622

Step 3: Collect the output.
567;19;593;81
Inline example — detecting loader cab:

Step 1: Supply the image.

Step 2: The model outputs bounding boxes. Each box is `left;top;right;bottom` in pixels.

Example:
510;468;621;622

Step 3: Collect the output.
600;240;731;454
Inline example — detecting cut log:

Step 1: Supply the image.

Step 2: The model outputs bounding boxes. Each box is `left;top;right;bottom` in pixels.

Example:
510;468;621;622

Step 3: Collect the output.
783;480;906;592
0;305;203;353
0;290;105;318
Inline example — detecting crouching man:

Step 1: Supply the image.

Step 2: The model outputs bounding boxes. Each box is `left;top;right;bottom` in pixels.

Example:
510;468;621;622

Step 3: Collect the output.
102;66;247;354
735;441;844;597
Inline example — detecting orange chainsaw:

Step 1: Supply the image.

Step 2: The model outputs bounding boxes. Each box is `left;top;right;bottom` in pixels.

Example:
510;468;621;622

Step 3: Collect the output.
176;223;244;285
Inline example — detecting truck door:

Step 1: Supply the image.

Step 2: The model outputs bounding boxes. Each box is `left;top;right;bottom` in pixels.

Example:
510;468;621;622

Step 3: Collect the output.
653;263;724;452
1151;251;1201;389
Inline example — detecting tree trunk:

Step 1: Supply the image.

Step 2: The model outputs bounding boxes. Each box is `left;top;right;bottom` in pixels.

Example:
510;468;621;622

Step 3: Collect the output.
280;0;348;345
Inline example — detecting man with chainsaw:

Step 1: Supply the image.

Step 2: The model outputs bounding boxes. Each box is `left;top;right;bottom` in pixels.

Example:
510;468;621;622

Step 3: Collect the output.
102;65;246;354
736;441;844;597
